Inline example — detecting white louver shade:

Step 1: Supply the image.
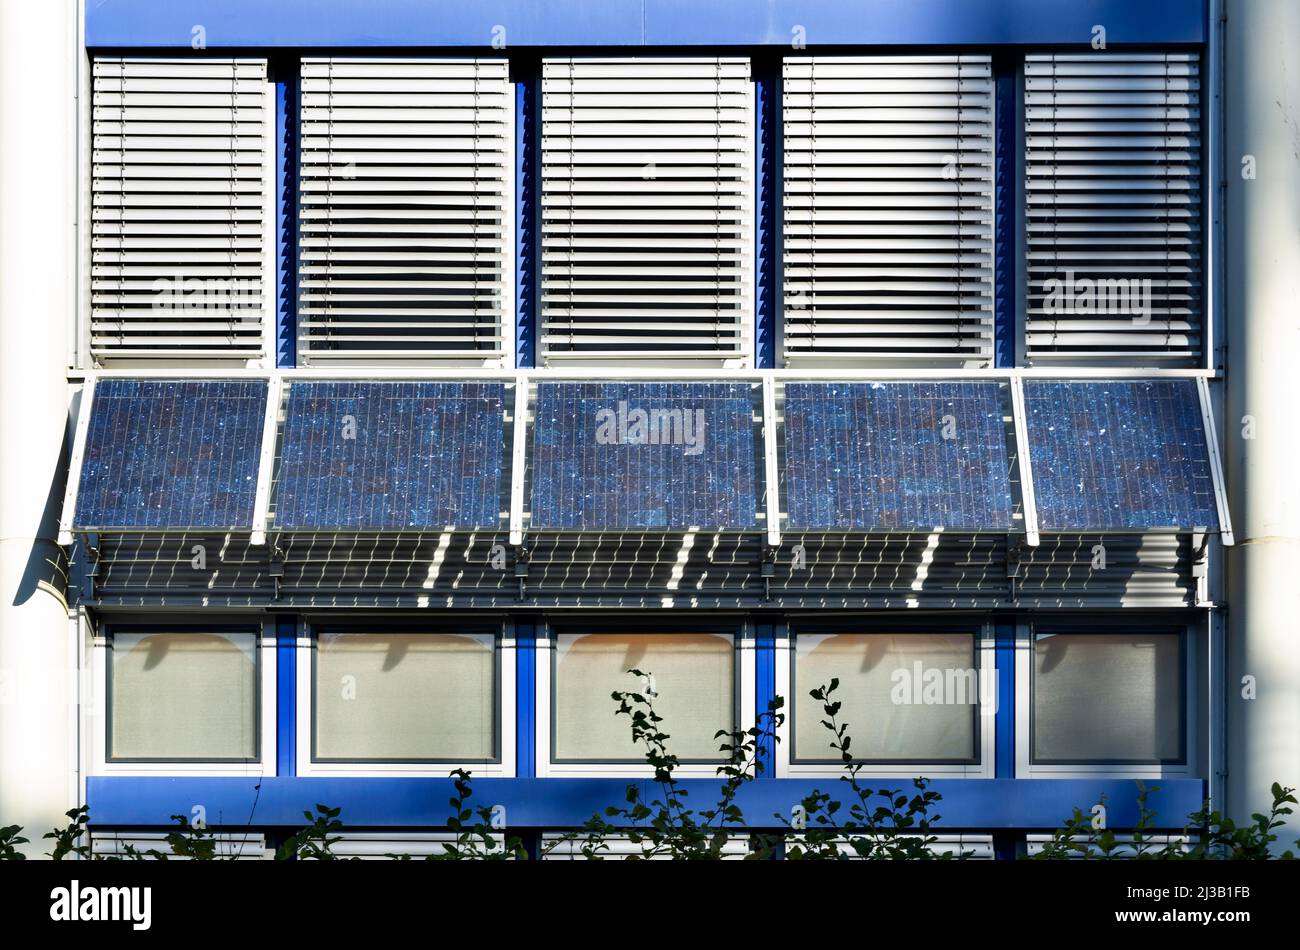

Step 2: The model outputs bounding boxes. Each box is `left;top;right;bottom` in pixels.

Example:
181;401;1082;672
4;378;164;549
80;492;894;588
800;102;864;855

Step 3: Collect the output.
299;58;512;364
782;56;994;366
541;58;754;364
1024;53;1203;364
91;58;270;364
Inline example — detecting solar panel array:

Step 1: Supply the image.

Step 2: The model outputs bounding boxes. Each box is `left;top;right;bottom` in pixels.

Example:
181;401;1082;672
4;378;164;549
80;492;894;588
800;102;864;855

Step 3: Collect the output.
783;382;1015;531
1023;379;1218;531
75;379;267;530
274;381;506;530
530;382;760;530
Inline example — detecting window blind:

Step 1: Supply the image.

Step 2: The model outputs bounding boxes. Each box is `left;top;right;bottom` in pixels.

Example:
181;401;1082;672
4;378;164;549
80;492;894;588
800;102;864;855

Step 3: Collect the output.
782;56;994;365
91;58;269;364
1024;53;1203;364
540;57;754;364
298;58;512;364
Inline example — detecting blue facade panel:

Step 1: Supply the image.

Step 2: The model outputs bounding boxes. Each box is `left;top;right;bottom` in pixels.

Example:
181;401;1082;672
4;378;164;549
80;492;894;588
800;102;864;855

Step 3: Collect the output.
87;1;1205;48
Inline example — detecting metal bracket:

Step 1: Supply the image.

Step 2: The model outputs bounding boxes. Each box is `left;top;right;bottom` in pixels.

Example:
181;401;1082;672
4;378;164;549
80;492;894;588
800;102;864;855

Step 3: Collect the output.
58;374;97;547
250;373;283;547
508;374;529;547
1008;375;1040;548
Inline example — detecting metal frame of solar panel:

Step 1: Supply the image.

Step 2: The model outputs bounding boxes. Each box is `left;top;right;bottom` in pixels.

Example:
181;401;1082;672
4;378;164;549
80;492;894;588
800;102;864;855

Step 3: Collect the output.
780;380;1020;534
69;378;269;532
269;379;511;532
527;381;764;532
1022;378;1220;533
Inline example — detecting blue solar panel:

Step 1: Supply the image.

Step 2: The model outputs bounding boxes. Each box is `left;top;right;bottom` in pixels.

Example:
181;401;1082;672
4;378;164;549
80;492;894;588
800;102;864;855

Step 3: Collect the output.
74;379;267;530
530;382;759;530
783;382;1015;531
274;381;506;530
1024;379;1218;531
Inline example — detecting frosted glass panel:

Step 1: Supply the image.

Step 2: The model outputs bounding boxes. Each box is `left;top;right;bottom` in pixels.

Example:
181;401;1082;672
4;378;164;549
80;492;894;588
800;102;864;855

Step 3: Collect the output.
314;633;496;761
1033;632;1183;763
110;631;258;760
793;633;978;762
554;633;734;762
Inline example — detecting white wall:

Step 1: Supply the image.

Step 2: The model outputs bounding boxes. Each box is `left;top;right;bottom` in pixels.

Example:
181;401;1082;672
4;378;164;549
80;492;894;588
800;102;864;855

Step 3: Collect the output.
0;0;79;856
1224;0;1300;850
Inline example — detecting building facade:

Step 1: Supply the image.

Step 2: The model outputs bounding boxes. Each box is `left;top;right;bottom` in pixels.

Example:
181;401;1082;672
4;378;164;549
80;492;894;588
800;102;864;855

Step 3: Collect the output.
0;0;1296;858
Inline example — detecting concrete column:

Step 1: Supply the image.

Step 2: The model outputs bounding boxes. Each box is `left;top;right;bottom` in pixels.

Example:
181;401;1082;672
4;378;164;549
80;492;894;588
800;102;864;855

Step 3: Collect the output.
0;0;79;855
1224;0;1300;848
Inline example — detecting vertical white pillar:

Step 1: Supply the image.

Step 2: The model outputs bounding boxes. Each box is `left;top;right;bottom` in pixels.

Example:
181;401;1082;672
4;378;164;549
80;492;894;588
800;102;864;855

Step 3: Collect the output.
1223;0;1300;849
0;0;79;855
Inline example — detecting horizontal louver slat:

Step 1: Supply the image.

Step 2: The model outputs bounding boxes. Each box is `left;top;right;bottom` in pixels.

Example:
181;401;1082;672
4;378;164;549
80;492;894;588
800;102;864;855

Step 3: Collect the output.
298;58;511;364
1024;53;1203;364
782;56;994;366
91;58;268;363
540;58;754;364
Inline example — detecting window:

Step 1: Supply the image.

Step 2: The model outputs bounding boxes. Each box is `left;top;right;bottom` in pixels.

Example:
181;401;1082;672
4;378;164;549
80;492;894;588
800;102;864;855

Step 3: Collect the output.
790;632;981;764
1023;53;1203;365
547;632;738;765
1030;629;1185;764
311;631;498;762
297;58;513;364
540;57;754;364
781;56;994;365
90;57;271;365
107;629;260;761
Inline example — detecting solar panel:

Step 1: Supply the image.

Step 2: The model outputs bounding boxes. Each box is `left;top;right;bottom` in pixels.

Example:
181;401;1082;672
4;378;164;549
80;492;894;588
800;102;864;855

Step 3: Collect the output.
783;382;1015;531
273;381;506;530
530;382;760;530
1023;379;1219;531
74;379;267;530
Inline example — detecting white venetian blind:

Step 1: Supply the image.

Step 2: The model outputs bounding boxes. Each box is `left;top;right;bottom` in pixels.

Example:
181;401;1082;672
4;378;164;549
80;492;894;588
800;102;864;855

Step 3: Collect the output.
1024;53;1203;364
298;58;512;364
541;58;753;364
91;58;269;365
782;56;994;366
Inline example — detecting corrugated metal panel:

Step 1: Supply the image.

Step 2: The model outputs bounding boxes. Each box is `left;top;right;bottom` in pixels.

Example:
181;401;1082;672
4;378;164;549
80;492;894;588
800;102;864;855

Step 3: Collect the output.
771;533;1009;604
91;58;269;364
1017;533;1194;607
94;533;272;598
85;531;1193;611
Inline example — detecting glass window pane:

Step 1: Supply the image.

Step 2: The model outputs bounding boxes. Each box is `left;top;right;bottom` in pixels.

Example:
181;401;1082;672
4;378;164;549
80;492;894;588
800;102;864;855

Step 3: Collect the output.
110;631;258;761
1032;632;1183;763
314;632;496;762
793;633;979;763
554;633;734;762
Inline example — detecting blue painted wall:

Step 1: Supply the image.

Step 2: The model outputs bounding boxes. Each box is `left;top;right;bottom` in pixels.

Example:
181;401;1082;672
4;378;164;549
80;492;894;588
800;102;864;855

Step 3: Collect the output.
87;0;1205;48
87;775;1206;830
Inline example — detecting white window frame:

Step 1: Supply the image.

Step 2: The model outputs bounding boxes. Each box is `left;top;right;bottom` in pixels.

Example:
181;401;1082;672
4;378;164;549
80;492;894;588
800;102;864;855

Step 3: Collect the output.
296;57;515;368
1015;620;1197;779
775;622;996;779
86;58;274;368
90;617;276;777
296;621;515;778
536;623;756;778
